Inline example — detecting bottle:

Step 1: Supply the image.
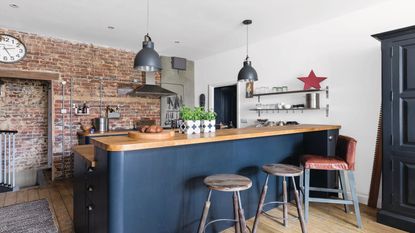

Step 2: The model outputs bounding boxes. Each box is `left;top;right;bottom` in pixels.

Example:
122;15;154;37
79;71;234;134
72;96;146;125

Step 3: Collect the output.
82;102;87;114
77;105;83;114
229;121;234;128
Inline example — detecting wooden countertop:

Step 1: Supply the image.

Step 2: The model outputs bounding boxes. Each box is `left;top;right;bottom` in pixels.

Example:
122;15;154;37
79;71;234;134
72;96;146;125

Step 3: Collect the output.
92;124;340;152
73;145;96;167
77;130;131;137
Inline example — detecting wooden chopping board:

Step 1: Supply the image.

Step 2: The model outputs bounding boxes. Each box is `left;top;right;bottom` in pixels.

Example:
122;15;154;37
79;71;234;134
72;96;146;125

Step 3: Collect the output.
128;130;175;140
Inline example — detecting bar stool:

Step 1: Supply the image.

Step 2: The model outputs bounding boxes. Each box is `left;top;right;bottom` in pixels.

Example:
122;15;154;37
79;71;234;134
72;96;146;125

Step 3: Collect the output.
252;164;307;233
197;174;252;233
300;135;362;228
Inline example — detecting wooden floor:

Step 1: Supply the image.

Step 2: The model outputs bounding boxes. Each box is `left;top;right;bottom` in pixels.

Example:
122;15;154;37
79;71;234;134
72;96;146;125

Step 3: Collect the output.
0;179;74;233
0;179;406;233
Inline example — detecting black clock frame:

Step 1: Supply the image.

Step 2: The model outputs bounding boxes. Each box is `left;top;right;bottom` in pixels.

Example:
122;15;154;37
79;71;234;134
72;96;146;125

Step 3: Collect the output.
0;34;27;64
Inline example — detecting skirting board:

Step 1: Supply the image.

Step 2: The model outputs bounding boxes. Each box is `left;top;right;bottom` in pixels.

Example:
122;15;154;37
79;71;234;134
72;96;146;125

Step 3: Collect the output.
358;193;382;208
378;209;415;232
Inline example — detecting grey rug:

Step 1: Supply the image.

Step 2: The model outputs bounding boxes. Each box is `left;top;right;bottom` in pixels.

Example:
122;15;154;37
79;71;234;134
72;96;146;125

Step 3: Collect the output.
0;199;58;233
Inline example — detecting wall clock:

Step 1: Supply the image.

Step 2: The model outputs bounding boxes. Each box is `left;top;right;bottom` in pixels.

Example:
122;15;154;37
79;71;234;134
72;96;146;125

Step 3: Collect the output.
0;34;27;63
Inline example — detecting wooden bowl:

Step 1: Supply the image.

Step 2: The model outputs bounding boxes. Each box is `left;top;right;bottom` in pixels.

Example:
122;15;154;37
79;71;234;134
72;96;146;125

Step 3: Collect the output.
81;125;92;132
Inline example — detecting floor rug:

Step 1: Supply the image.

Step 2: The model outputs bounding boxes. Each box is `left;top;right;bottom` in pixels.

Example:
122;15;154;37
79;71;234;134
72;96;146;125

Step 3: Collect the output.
0;199;58;233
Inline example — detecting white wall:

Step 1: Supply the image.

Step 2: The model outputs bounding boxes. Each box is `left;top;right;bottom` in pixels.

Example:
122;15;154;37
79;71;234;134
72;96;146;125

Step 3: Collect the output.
194;0;415;204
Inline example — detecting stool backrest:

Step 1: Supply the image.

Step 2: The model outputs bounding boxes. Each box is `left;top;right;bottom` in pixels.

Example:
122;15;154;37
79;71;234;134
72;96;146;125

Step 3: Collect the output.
336;135;357;170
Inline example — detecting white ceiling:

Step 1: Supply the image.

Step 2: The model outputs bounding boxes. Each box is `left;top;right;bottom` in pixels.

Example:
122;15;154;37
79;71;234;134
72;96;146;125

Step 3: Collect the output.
1;0;388;60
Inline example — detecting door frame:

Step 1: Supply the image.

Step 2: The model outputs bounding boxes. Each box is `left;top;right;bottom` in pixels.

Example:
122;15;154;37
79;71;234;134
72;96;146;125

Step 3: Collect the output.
0;68;59;168
208;81;241;128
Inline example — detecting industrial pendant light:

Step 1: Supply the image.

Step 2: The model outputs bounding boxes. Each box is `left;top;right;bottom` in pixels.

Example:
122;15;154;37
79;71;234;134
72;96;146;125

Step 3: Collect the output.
237;19;258;82
134;0;162;72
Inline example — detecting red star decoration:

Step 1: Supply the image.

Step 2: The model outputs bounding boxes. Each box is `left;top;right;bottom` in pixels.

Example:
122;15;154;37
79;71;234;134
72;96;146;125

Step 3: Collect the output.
298;70;327;90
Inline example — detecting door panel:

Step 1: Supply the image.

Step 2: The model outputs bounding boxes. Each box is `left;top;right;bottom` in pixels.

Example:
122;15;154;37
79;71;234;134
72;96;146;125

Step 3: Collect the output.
402;44;415;91
405;163;415;206
393;156;415;218
402;99;415;145
390;38;415;218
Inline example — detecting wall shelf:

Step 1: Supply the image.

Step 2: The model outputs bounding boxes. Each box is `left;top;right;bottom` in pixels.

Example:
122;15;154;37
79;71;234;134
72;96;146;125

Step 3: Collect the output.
74;112;90;116
250;104;329;117
251;86;329;102
248;86;329;117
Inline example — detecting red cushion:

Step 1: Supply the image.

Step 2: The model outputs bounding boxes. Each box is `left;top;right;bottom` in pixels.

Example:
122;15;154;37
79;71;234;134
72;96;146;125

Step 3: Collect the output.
301;154;349;170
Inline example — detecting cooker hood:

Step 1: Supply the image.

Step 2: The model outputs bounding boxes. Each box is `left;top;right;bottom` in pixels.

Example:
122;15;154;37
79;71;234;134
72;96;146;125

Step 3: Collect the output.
128;72;175;97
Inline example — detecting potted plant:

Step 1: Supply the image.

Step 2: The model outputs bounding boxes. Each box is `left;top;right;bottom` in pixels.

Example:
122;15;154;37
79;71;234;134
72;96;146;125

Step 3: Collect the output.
179;107;201;134
201;110;217;133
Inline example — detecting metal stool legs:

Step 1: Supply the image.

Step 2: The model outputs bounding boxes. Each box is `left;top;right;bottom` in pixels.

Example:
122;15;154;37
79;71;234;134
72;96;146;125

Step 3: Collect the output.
252;175;307;233
198;190;212;233
291;176;307;233
348;171;362;228
339;170;350;213
304;169;310;223
233;192;241;233
237;191;248;233
252;175;269;233
283;177;288;226
197;190;248;233
303;169;362;228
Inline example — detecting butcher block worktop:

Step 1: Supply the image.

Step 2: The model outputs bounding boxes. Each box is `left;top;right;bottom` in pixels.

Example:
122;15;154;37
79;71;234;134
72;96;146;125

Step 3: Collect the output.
92;124;340;152
77;129;131;137
72;145;95;167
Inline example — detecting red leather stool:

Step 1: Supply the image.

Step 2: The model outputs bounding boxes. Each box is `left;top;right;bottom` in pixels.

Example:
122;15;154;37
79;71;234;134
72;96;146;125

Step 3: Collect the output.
300;135;362;228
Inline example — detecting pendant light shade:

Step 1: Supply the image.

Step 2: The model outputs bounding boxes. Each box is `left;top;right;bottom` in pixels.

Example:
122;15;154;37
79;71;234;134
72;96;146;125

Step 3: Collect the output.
134;34;162;71
238;60;258;82
133;0;161;72
238;19;258;82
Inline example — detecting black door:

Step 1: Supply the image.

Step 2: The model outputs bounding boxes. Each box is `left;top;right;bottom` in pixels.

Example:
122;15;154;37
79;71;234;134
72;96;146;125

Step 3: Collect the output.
387;38;415;217
214;85;237;128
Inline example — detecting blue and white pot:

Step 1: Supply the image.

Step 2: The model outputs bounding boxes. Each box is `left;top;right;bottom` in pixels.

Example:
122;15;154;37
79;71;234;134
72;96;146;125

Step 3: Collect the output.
180;120;201;135
201;120;216;133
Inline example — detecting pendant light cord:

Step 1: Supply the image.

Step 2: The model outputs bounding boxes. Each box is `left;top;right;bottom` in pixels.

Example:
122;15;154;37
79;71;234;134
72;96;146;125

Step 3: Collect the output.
144;0;152;42
146;0;150;35
246;23;249;61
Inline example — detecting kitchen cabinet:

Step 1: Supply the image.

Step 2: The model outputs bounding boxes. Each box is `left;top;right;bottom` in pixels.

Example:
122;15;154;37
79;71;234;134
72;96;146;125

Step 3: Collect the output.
373;26;415;232
77;130;129;145
73;146;107;233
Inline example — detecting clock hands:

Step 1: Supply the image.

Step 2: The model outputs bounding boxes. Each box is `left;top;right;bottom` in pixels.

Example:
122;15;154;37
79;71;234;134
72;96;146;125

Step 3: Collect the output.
3;47;12;57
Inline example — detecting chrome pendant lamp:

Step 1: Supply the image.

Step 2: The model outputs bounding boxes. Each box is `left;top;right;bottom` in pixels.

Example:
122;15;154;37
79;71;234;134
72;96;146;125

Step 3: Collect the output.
237;19;258;82
134;0;162;71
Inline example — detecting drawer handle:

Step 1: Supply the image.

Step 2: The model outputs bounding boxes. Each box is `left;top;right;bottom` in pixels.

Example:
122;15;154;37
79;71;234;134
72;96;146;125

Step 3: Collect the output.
328;136;333;141
87;186;93;192
87;205;94;211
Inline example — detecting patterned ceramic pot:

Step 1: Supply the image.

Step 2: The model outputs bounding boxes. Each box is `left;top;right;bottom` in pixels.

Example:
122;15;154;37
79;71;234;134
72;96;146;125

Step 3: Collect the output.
180;120;201;134
201;120;216;133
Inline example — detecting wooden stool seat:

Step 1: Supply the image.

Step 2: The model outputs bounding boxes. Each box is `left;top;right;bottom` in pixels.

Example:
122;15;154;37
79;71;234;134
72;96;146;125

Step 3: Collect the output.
204;174;252;192
253;164;307;233
300;135;362;229
198;174;252;233
262;164;303;177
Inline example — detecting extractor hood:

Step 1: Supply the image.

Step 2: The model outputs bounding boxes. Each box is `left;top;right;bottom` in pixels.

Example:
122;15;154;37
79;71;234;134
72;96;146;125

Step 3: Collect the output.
121;72;176;97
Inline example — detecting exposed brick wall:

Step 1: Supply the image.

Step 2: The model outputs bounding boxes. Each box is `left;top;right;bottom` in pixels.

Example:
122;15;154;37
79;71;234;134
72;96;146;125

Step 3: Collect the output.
0;78;49;170
0;28;161;179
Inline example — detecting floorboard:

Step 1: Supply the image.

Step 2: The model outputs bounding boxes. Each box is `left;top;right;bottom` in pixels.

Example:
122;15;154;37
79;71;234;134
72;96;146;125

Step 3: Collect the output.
0;179;407;233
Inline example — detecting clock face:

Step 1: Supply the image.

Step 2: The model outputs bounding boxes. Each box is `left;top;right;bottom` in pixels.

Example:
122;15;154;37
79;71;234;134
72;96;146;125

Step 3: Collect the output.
0;34;27;63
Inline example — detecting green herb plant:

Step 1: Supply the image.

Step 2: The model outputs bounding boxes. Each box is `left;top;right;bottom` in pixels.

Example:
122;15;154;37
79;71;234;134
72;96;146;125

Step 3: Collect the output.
203;110;217;121
179;106;196;121
179;107;217;121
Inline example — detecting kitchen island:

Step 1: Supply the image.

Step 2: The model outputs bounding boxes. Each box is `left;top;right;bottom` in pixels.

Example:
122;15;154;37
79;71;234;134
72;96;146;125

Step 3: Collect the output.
73;124;340;233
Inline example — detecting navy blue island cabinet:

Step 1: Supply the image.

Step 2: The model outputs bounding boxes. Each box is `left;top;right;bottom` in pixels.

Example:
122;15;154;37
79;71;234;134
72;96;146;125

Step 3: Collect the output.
73;124;340;233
